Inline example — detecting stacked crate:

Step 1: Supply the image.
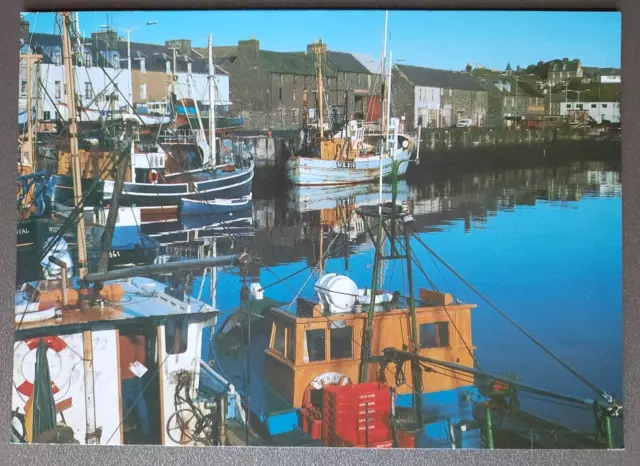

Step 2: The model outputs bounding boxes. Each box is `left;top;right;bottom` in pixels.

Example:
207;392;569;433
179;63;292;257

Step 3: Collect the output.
322;382;393;448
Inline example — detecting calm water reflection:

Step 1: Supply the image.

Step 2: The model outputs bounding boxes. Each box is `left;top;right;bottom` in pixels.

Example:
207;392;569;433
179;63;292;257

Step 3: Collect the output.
202;158;622;443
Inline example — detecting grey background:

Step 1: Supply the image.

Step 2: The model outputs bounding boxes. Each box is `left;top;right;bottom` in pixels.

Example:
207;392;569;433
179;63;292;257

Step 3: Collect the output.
2;1;638;464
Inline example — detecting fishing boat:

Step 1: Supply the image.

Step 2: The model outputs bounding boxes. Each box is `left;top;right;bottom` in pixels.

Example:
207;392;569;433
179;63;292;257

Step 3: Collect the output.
285;28;414;187
46;34;254;215
205;95;622;449
11;15;247;446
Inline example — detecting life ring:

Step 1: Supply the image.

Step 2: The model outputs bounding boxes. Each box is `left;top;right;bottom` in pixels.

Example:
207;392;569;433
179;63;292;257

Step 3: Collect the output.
15;336;71;399
148;169;160;184
301;371;351;408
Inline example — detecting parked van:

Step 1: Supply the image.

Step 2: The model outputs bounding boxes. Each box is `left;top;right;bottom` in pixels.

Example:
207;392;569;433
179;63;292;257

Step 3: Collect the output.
456;119;473;128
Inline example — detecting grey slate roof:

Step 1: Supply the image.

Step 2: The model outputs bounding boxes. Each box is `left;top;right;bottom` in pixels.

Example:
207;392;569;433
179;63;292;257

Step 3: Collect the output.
395;64;486;91
326;51;371;74
548;58;581;73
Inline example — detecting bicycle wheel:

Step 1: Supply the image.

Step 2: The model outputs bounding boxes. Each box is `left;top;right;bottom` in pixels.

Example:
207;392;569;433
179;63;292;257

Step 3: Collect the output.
166;408;200;445
190;414;217;445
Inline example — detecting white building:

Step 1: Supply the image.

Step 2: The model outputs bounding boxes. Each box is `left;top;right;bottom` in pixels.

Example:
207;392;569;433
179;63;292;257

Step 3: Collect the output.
561;101;620;124
37;64;132;121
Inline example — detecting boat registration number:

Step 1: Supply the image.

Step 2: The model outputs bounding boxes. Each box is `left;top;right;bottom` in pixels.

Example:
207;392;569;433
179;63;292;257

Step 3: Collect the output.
336;161;356;169
108;250;121;258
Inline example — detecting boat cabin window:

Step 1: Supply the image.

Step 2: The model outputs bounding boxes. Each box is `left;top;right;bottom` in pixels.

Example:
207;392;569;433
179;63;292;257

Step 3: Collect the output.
306;329;326;362
165;317;189;355
420;322;450;348
287;327;296;362
274;323;285;355
270;322;296;361
330;322;353;360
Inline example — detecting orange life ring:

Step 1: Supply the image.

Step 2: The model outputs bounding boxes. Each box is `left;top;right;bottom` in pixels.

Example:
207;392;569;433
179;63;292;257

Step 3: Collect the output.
15;336;68;398
148;169;160;184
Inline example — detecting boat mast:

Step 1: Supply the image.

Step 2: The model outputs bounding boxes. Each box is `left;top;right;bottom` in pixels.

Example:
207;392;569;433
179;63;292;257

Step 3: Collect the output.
61;12;88;279
208;34;217;166
378;12;388;211
21;53;42;174
315;40;325;158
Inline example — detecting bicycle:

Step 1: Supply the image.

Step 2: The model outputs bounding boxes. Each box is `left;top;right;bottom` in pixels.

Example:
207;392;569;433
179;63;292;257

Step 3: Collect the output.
165;370;221;446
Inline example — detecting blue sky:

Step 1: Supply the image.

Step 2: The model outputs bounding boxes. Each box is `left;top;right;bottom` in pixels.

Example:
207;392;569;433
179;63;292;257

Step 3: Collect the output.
23;10;621;70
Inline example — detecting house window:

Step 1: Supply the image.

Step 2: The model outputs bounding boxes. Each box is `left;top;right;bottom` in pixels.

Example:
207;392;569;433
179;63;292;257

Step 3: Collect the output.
602;103;608;108
55;81;61;99
273;323;285;355
43;111;51;120
330;324;353;360
306;329;326;362
419;322;450;348
280;74;284;85
303;90;308;102
279;109;284;122
20;80;27;96
293;75;298;84
449;89;452;96
567;104;572;108
279;87;283;101
591;104;597;108
292;109;298;123
293;90;296;101
577;104;583;109
140;58;146;73
140;83;147;100
84;82;92;99
165;317;189;355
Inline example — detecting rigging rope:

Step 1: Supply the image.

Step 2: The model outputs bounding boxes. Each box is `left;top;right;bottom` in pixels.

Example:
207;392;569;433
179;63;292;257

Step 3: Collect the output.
411;232;611;403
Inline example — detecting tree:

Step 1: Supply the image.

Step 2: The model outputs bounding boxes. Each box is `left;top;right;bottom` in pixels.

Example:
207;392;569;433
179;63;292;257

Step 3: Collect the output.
466;63;472;73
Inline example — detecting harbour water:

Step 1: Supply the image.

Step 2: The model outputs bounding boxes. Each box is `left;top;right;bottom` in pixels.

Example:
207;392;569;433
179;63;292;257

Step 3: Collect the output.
197;155;622;446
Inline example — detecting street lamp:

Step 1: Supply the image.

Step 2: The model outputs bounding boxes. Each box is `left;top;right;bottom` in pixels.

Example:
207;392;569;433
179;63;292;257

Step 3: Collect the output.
118;21;159;112
567;88;590;103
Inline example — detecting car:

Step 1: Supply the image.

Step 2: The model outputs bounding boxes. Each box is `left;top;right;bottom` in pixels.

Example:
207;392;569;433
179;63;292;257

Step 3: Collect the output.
456;119;473;128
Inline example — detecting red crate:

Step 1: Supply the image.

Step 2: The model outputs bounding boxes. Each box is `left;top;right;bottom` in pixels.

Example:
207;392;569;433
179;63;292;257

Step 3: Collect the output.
309;417;322;441
397;431;415;449
339;438;394;449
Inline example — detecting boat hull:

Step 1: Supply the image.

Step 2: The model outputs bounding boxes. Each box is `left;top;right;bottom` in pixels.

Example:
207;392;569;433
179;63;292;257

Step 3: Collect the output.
49;163;254;211
179;193;253;216
285;150;411;186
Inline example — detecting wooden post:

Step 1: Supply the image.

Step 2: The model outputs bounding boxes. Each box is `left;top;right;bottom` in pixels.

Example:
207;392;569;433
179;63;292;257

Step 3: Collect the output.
83;330;99;444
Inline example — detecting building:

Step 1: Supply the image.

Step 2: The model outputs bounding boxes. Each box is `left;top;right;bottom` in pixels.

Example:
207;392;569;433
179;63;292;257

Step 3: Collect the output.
90;31;230;114
581;67;621;84
546;58;584;85
481;76;545;127
392;64;488;128
561;101;620;124
195;38;378;131
20;24;131;122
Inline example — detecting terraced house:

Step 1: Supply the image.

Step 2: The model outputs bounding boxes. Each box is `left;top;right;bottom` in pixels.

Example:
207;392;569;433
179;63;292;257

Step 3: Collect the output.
391;65;488;128
90;31;230;114
201;38;378;131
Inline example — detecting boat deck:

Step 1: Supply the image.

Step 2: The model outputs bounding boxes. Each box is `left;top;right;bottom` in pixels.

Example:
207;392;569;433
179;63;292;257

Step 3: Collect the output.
15;277;218;338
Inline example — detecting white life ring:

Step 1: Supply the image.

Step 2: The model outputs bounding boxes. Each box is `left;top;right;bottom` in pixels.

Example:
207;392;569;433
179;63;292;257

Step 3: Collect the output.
14;336;77;403
302;372;351;408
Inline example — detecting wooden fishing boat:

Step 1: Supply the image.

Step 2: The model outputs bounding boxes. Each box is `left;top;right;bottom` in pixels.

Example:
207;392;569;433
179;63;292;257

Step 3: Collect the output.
12;17;246;447
285;36;414;187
